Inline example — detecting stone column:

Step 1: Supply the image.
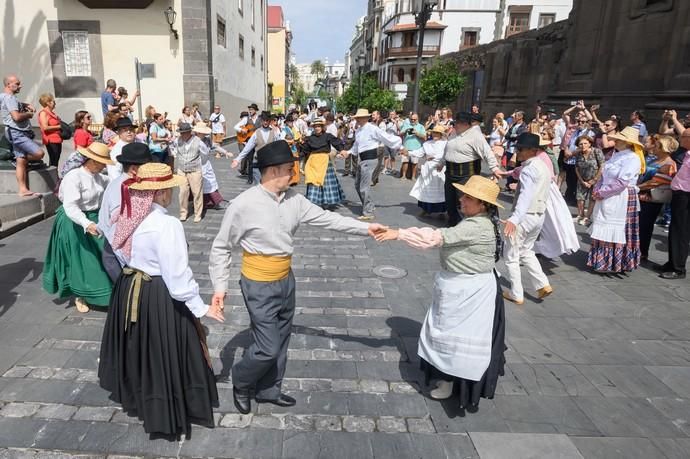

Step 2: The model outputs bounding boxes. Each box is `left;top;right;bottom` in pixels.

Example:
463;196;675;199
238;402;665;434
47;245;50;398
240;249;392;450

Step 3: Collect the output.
182;0;214;116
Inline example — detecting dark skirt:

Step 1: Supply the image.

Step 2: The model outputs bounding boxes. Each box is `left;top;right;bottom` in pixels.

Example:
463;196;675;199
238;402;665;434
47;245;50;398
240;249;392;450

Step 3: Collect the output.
306;163;345;206
42;206;112;306
418;201;447;214
587;187;641;272
421;271;506;411
98;272;218;439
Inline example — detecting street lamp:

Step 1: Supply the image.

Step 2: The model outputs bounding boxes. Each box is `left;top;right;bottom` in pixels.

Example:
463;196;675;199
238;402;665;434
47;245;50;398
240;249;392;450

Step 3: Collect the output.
412;0;438;113
164;6;179;40
357;52;366;106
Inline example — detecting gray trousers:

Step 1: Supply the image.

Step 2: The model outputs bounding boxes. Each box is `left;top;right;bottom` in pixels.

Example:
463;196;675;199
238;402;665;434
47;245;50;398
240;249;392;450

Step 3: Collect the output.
232;272;296;399
372;146;385;184
355;158;377;217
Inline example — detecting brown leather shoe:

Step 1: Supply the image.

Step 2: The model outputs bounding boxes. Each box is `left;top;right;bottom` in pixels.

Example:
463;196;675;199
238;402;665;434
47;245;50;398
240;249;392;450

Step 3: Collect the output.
536;285;553;299
502;291;524;305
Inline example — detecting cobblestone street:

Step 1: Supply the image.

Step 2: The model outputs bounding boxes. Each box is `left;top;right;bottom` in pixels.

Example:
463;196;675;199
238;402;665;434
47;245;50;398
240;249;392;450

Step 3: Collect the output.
1;146;690;458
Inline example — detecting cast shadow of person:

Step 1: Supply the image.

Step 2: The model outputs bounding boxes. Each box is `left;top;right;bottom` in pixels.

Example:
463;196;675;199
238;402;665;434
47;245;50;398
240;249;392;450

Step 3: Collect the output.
0;257;43;318
215;316;425;392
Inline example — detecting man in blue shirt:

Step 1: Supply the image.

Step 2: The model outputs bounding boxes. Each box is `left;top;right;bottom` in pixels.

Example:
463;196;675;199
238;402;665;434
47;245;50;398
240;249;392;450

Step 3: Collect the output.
630;109;648;141
101;79;117;117
399;112;426;180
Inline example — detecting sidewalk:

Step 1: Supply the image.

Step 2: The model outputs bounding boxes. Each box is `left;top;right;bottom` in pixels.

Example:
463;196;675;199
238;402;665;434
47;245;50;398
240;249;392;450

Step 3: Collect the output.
0;149;689;458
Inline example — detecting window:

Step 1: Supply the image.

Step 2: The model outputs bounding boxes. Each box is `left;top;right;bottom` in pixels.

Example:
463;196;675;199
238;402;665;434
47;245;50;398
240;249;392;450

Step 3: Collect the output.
261;55;264;71
217;15;226;47
506;12;530;37
62;31;92;77
397;68;404;83
538;13;556;28
238;0;243;15
251;0;256;29
251;47;256;66
402;31;415;48
461;30;478;49
239;34;244;59
410;67;416;82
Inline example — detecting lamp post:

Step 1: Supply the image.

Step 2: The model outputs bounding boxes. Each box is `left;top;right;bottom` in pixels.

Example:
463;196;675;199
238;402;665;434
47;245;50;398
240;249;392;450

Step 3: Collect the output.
412;0;438;113
164;6;179;40
357;52;366;106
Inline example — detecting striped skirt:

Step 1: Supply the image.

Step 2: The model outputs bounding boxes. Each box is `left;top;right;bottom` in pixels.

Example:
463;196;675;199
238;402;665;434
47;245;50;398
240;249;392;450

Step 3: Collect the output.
305;163;344;206
586;188;641;273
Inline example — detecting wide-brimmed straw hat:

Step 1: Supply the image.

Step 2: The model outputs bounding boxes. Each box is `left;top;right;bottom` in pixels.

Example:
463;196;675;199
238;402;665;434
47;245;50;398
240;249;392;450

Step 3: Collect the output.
128;163;186;191
608;126;644;148
192;122;212;135
429;125;447;135
77;142;114;165
452;175;504;209
352;108;371;118
312;117;326;126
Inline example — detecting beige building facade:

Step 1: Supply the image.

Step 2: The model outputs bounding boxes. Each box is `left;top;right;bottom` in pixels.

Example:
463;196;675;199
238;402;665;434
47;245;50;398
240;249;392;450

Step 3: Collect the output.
0;0;267;125
267;5;291;113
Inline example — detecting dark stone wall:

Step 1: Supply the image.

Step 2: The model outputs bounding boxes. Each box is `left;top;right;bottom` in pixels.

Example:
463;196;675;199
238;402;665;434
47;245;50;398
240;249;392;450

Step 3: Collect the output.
182;0;214;115
444;0;690;126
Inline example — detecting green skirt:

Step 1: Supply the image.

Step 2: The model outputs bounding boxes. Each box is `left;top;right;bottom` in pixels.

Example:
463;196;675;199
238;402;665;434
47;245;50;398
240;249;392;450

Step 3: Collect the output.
42;206;113;306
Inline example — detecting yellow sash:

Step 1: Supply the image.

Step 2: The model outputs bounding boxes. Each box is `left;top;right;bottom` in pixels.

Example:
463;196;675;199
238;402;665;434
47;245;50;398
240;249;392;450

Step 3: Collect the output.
304;153;330;187
633;145;646;175
241;251;292;282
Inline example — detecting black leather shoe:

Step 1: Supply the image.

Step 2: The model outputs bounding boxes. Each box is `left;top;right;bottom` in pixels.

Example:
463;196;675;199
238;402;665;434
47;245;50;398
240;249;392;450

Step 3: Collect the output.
233;387;251;414
255;393;296;407
660;271;686;280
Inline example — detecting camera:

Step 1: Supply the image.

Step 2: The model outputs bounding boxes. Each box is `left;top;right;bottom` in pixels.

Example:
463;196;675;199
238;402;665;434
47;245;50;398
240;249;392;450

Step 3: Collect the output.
406;128;414;135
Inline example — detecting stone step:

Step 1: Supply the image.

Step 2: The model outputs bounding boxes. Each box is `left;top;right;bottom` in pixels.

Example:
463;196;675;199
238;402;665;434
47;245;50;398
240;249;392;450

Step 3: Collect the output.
0;167;58;194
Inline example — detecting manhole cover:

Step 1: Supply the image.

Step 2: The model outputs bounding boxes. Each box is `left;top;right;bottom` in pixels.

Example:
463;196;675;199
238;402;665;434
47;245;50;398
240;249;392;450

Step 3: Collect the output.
373;265;408;279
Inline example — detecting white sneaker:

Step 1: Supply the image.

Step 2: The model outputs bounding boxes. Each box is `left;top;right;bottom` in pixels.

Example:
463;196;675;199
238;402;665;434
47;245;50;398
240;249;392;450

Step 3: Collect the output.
429;380;453;400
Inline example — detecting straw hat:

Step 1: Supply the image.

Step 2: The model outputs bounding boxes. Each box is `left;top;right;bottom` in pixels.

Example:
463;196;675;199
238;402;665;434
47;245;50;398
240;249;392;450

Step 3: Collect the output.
128;163;186;191
312;117;326;126
539;136;552;147
429;125;447;135
452;175;504;209
193;122;212;135
608;126;644;148
77;142;114;165
352;108;371;118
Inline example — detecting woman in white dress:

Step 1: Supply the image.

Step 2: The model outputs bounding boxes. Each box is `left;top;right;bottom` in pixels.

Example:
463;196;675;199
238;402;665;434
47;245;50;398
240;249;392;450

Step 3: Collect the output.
409;125;447;217
193;122;228;209
377;176;506;412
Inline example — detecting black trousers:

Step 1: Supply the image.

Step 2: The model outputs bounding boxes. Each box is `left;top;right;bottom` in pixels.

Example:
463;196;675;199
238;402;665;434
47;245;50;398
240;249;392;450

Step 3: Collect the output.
45;143;62;168
667;190;690;273
101;239;123;284
445;159;481;227
563;163;578;205
639;200;663;259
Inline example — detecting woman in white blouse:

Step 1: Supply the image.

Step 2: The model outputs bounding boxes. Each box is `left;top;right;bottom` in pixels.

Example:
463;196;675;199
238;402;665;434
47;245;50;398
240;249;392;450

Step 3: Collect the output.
43;142;114;313
99;163;224;440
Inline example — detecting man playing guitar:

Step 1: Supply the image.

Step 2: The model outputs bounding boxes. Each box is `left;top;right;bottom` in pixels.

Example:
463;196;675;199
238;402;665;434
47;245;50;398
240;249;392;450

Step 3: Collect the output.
234;103;260;178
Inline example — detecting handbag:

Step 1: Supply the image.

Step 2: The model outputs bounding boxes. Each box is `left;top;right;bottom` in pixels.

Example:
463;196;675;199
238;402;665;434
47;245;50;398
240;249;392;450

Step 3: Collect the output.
650;185;673;204
59;121;73;140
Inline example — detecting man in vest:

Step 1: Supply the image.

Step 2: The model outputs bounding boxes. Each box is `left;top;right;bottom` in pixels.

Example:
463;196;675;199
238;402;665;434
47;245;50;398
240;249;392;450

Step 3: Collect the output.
234;103;260;178
232;111;276;185
501;132;553;305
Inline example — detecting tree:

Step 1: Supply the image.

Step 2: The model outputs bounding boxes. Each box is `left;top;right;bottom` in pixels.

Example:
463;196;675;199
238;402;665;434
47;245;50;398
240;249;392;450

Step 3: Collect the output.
418;59;467;109
288;63;300;88
336;75;401;113
310;60;326;80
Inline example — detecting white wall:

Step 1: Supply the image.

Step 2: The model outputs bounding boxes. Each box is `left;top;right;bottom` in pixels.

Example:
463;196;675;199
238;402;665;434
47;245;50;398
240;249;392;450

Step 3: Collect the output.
502;0;572;32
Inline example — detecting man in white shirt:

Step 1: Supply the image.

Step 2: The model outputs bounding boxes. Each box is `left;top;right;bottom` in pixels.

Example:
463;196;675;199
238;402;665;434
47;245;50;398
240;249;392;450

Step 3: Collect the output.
341;109;402;220
209;105;226;145
107;117;136;178
371;110;388;186
502;132;553;304
98;142;152;281
232;112;278;185
383;111;401;175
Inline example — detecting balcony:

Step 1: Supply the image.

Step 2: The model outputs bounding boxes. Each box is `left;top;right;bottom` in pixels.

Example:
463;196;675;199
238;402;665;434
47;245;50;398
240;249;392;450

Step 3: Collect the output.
77;0;154;7
385;45;440;60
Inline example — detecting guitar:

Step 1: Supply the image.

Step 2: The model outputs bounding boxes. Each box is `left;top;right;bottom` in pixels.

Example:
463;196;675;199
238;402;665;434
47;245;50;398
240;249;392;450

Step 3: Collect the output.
236;118;256;144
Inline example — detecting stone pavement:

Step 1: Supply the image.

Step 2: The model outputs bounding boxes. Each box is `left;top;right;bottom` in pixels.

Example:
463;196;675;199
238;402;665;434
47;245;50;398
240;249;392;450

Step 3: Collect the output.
1;146;689;459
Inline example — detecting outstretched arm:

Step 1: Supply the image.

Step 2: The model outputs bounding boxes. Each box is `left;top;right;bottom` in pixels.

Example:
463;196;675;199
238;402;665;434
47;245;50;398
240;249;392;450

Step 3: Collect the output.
375;227;443;250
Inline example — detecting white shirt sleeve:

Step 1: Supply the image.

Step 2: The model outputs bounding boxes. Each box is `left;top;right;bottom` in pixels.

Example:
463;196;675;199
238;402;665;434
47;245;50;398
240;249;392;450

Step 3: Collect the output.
233;117;248;133
475;131;499;170
61;173;93;231
157;220;208;317
374;128;403;151
235;133;258;162
508;164;539;226
209;202;243;293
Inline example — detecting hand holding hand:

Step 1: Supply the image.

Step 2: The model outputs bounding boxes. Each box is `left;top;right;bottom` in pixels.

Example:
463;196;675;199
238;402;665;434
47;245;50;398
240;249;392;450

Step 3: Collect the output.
374;228;399;242
493;169;506;179
205;303;225;323
367;223;389;238
231;159;240;169
502;220;517;239
86;223;101;237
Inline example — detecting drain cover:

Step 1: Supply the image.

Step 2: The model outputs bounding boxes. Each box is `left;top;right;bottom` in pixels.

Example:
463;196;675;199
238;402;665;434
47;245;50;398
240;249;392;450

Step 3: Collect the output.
373;265;408;279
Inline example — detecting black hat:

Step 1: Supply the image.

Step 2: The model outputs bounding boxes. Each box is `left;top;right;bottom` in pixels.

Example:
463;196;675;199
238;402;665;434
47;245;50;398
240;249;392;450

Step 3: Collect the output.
256;140;299;169
515;132;541;150
455;112;472;124
471;113;483;123
178;122;192;133
115;117;136;130
240;111;249;118
116;142;152;165
248;103;259;110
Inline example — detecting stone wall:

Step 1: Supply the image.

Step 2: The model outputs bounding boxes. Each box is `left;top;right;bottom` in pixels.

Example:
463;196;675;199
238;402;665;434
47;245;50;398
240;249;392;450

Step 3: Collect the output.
443;0;690;126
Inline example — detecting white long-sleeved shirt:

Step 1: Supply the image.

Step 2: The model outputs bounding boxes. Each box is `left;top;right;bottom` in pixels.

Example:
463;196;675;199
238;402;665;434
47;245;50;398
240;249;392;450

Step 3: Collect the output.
508;157;550;226
444;125;498;170
233;114;259;133
348;122;402;156
235;127;275;163
98;172;126;244
59;166;110;231
209;185;370;293
124;204;207;318
106;139;127;178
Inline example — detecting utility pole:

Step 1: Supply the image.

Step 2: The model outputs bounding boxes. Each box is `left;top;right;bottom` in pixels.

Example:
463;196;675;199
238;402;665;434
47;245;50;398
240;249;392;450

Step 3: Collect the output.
412;0;438;113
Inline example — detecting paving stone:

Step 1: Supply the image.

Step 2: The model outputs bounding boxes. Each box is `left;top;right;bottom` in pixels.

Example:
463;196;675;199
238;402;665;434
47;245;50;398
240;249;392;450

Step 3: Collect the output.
28;367;55;379
376;416;407;433
331;379;359;392
406;417;436;433
645;397;690;436
313;415;342;431
251;415;284;429
508;363;601;396
572;437;667;459
649;438;690;459
2;367;32;378
51;368;80;381
72;406;116;422
342;415;376;432
576;364;679;397
438;433;480;458
34;403;78;420
219;413;252;428
469;432;584;459
359;379;388;393
645;366;690;397
370;433;450;459
0;402;40;418
283;414;314;431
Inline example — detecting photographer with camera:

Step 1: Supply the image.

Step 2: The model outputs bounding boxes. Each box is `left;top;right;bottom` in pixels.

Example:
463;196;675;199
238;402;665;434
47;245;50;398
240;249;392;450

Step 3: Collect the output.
399;112;427;180
1;74;45;197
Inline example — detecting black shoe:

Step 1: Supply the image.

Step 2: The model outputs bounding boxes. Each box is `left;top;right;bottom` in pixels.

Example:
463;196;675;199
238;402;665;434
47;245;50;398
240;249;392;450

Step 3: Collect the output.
246;178;254;185
255;393;296;407
341;172;350;177
655;262;673;273
233;387;251;414
660;271;686;280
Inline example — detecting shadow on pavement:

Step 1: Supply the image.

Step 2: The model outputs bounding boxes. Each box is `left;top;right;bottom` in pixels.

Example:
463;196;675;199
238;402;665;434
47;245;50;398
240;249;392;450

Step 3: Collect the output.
0;257;42;318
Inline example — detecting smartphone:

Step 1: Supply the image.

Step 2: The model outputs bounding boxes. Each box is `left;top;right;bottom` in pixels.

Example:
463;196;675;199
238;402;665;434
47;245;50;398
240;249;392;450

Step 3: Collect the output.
570;101;578;106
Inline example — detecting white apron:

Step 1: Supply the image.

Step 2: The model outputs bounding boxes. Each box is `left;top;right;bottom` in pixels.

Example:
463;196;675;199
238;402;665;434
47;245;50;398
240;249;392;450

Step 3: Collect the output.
202;160;219;194
410;140;446;204
535;182;580;258
418;270;496;381
589;190;629;244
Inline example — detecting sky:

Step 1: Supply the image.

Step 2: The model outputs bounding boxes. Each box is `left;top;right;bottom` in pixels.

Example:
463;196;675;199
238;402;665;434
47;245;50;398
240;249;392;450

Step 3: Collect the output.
269;0;368;65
